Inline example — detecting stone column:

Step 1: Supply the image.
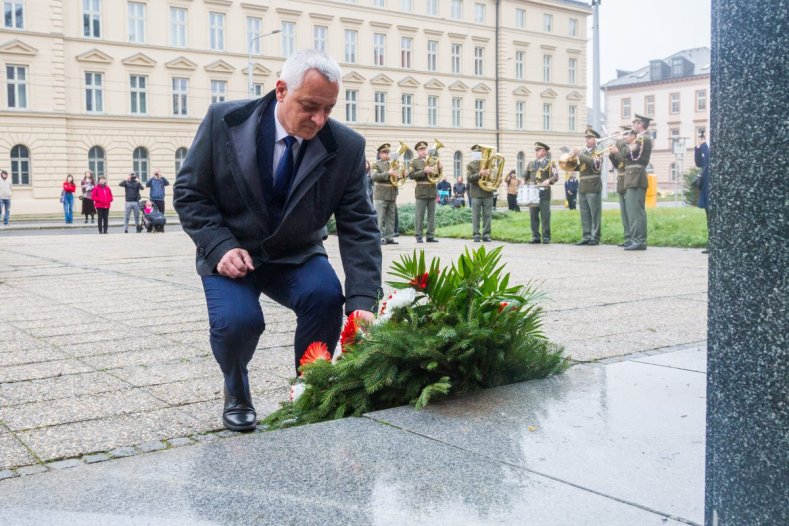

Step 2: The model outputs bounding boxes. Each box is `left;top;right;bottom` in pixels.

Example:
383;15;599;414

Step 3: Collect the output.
706;1;788;525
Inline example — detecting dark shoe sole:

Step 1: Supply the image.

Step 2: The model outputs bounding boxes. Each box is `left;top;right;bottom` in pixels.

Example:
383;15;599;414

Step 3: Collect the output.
222;416;257;432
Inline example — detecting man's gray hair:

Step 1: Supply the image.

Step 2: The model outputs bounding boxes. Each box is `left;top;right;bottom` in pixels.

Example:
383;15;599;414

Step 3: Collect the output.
280;49;342;91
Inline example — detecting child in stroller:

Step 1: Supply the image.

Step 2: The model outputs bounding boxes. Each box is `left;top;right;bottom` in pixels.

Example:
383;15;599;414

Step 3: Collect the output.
437;189;451;205
140;198;166;233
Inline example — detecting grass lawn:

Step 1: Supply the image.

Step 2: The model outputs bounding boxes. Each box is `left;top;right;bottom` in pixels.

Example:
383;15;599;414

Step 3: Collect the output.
437;207;708;248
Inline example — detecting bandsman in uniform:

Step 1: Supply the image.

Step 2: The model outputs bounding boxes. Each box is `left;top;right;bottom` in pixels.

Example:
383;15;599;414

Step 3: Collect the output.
524;142;559;244
622;114;653;250
370;143;399;245
609;126;634;247
574;128;603;245
408;141;439;243
466;144;494;242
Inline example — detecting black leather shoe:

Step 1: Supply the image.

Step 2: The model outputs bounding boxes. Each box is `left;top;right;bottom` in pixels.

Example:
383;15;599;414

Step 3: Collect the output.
529;239;541;244
426;237;439;243
223;386;257;432
386;239;399;245
624;244;647;251
482;237;492;242
575;240;590;246
473;237;481;242
589;241;599;246
416;237;423;243
542;240;551;244
617;242;627;247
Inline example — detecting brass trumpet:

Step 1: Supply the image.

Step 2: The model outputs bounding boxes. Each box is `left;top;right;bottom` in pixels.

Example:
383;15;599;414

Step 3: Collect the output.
389;141;410;187
477;144;506;192
425;139;444;184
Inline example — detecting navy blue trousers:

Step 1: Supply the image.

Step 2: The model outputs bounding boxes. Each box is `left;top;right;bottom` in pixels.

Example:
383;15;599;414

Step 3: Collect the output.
201;254;344;402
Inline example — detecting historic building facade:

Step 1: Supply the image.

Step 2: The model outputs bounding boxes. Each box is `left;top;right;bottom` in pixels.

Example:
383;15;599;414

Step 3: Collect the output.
1;0;589;214
602;47;710;191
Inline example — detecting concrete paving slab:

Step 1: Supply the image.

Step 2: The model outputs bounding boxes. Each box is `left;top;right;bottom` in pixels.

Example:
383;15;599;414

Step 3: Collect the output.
0;371;129;407
0;418;684;526
366;361;706;525
633;346;708;373
0;347;70;367
0;359;95;383
80;346;209;370
0;434;38;470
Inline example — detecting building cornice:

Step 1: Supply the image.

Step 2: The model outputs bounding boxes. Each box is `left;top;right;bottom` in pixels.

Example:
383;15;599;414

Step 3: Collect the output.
602;74;711;92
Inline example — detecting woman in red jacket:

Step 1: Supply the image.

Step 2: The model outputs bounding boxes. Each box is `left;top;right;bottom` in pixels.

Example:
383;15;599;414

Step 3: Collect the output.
62;174;77;223
91;176;113;234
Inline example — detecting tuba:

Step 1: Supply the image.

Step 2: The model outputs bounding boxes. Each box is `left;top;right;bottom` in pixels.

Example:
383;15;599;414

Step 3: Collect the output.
389;141;410;187
477;144;506;192
425;139;444;184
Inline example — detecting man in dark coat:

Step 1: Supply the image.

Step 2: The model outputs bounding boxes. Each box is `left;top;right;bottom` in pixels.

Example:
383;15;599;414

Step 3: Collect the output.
694;132;710;253
173;49;382;432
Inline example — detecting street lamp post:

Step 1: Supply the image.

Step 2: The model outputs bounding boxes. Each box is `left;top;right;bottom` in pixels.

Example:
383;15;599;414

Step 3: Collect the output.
248;30;281;98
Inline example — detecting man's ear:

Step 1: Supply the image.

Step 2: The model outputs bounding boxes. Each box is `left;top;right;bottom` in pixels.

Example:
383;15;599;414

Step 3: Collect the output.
275;80;287;102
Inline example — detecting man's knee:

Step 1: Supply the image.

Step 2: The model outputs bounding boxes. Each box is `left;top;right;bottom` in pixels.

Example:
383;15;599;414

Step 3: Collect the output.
210;307;265;340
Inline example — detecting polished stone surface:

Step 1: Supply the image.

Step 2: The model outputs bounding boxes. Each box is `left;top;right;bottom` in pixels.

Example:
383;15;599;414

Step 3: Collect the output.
0;418;684;526
633;345;707;373
367;359;706;525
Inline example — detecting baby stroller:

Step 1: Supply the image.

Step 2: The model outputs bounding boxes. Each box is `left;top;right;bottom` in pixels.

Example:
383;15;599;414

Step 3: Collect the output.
437;189;451;205
139;198;166;233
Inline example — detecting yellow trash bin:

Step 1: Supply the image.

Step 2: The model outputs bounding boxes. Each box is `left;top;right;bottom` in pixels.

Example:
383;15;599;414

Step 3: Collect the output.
646;174;658;208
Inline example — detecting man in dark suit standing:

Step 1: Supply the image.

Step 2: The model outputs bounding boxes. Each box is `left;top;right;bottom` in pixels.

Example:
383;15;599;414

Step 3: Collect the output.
173;50;382;432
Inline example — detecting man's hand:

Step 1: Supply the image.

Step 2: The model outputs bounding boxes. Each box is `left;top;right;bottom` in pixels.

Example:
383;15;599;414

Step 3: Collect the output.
350;310;376;325
424;166;434;174
609;145;619;155
480;169;490;177
217;248;255;278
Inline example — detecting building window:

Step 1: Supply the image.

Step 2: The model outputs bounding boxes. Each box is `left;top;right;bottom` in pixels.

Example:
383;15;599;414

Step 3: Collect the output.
451;0;462;19
474;2;485;23
621;97;631;119
645;95;655;116
451;43;462;74
696;89;707;112
401;93;413;125
374;0;385;6
427;40;438;72
670;162;678;180
427;0;438;16
427;95;438;127
6;65;27;109
128;2;145;43
671;57;684;77
670;92;680;114
209;12;224;51
88;146;105;178
516;151;525;177
345;89;358;122
374;91;386;123
345;30;358;63
253;83;264;97
281;22;295;57
515;51;524;80
401;37;412;68
313;25;327;51
542;103;551;131
515;101;524;129
247;17;262;54
10;144;30;185
170;7;187;47
172;77;188;116
4;1;24;28
696;126;706;139
543;13;553;32
175;147;188;174
452;97;462;127
133;146;149;182
543;55;552;82
515;8;525;28
453;151;463;179
474;99;484;128
211;80;226;103
568;105;577;131
669;127;680;150
568;58;577;85
569;17;578;36
130;75;147;114
401;0;413;11
83;0;101;38
474;47;484;76
85;72;103;113
373;33;386;66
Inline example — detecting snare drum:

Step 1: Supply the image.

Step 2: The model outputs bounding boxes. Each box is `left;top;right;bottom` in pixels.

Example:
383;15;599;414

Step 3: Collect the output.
518;185;541;207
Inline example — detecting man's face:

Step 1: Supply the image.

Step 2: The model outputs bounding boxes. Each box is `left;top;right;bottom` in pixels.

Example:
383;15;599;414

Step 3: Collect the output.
154;172;161;178
625;133;636;145
632;120;644;133
275;70;339;140
535;147;546;159
0;172;7;179
586;137;596;148
417;146;427;159
379;151;390;161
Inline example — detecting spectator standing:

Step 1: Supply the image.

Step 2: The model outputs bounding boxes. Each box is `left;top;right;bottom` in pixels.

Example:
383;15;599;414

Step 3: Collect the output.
145;169;170;218
81;171;96;223
453;176;467;207
505;170;521;212
565;173;579;210
0;169;11;225
119;172;144;233
92;176;113;234
695;133;710;253
62;174;77;223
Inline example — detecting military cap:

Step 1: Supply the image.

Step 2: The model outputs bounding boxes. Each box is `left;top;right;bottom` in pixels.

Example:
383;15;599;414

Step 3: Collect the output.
414;141;428;150
633;113;653;126
585;128;601;139
470;144;482;152
377;143;391;152
619;125;633;131
534;141;550;151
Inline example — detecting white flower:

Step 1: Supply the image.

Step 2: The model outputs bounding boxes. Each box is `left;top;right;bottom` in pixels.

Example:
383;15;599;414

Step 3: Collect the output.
290;382;306;402
376;287;417;324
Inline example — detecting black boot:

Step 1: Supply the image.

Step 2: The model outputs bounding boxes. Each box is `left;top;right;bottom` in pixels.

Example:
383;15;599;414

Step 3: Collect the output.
222;385;257;432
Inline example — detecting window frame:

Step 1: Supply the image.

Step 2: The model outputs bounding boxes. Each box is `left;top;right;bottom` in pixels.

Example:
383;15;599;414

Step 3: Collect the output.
644;95;655;116
515;51;524;80
568;104;577;131
669;92;681;114
427;40;438;72
344;29;358;64
172;77;189;116
129;74;147;115
374;91;387;124
401;36;413;69
451;43;462;74
313;25;327;52
695;89;707;112
621;97;631;119
474;98;484;128
568;57;577;85
10;144;30;185
128;1;145;44
281;21;296;57
515;101;524;130
209;12;225;51
210;80;227;104
170;7;187;47
474;2;485;23
132;146;149;182
451;96;462;127
3;0;24;29
474;46;484;76
401;93;413;125
543;54;552;83
373;33;386;66
88;145;106;178
175;147;188;175
427;95;438;127
6;64;27;110
345;89;358;123
85;71;103;113
542;102;552;131
543;13;553;32
247;17;262;54
451;0;462;20
83;0;101;38
515;8;525;29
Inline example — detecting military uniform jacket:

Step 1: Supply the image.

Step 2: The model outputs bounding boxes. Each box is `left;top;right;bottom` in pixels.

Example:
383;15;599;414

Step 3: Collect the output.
524;158;558;201
370;159;398;201
408;157;438;199
624;132;652;189
466;160;494;199
577;149;603;194
609;139;627;194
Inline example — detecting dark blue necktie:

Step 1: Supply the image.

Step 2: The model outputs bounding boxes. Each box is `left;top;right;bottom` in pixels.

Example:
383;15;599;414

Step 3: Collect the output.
273;135;297;201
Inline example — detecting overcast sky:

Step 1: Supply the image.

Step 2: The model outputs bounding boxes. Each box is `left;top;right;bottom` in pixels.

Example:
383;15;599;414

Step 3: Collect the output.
587;0;712;103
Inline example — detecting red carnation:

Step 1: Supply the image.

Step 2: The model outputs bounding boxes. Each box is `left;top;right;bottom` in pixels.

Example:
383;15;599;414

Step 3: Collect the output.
408;272;429;290
340;311;368;353
300;341;331;370
498;302;509;313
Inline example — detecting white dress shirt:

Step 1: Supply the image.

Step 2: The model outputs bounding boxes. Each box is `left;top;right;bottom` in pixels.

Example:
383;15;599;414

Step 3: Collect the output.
273;101;304;177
